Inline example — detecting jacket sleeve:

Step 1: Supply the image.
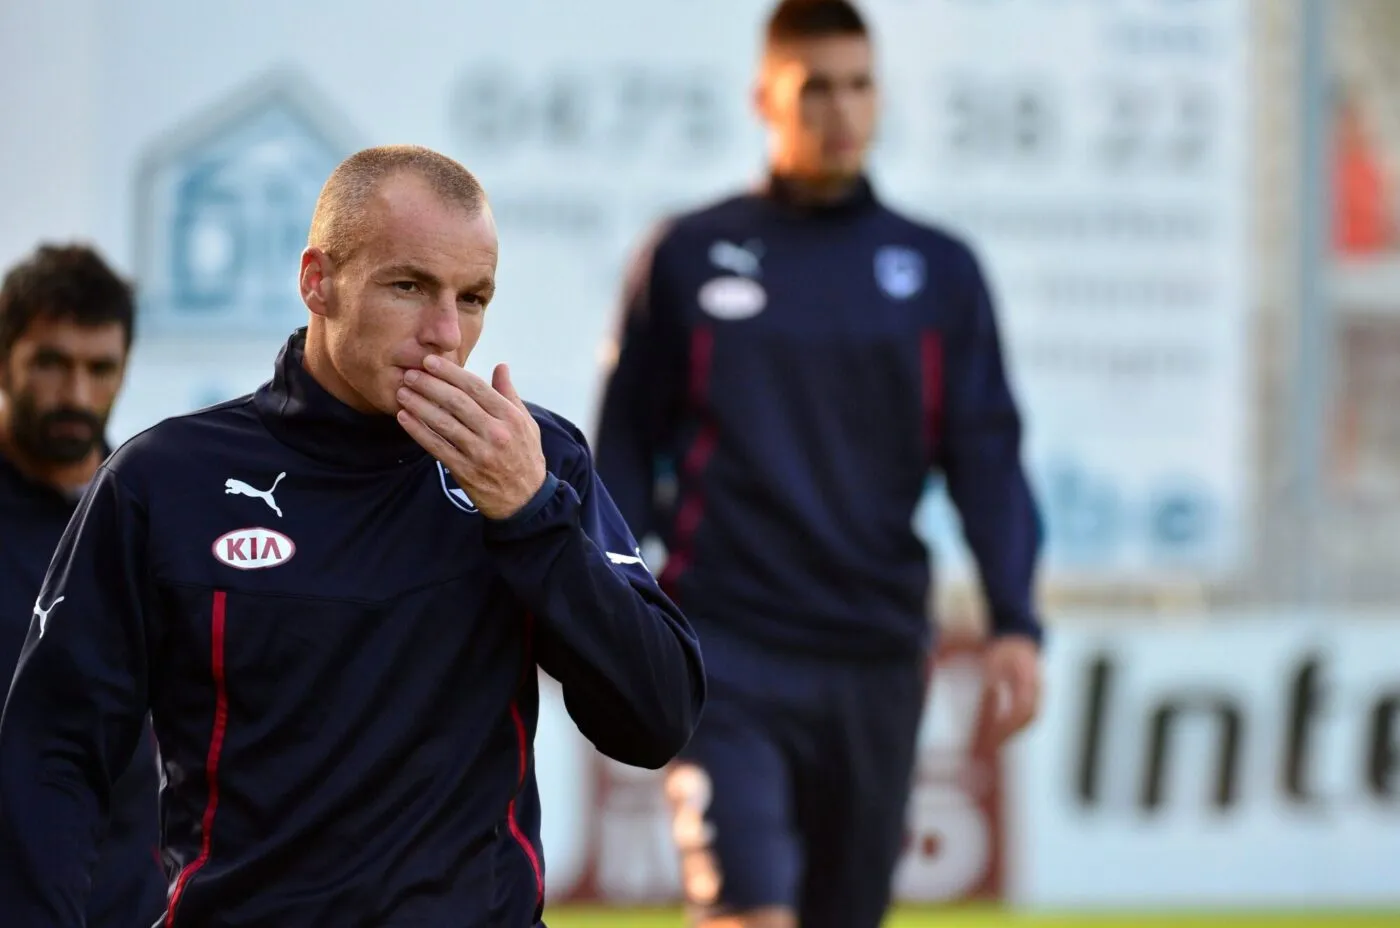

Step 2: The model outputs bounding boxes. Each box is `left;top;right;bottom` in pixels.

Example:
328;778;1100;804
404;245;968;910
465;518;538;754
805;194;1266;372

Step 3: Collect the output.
83;721;166;928
482;434;705;769
592;224;688;542
0;465;156;926
939;247;1046;645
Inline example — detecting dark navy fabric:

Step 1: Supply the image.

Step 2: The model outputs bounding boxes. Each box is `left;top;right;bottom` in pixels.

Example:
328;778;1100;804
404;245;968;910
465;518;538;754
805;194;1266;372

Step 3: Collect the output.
0;328;705;927
596;175;1044;660
0;450;166;928
671;624;925;926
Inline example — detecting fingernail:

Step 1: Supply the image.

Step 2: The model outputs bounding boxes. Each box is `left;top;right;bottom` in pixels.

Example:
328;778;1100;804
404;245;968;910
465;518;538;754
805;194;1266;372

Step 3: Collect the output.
404;369;419;385
424;356;441;371
397;387;411;402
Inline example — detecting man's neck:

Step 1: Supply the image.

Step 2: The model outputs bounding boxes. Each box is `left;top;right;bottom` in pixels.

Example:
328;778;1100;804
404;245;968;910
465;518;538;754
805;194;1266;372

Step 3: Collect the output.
770;170;862;206
301;323;375;414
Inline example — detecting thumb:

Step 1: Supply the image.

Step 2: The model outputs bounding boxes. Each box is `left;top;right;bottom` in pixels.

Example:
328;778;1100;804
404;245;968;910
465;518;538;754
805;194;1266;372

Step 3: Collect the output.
984;663;1014;729
493;363;526;410
978;673;1013;749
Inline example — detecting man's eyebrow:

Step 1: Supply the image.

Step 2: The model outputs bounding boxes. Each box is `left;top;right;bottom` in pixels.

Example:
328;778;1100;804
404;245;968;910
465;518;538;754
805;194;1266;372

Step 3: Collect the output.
378;263;442;286
379;265;493;298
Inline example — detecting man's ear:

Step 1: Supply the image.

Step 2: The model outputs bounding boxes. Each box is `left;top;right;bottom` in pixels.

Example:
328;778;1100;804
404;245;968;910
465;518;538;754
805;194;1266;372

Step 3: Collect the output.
300;247;335;317
753;75;772;125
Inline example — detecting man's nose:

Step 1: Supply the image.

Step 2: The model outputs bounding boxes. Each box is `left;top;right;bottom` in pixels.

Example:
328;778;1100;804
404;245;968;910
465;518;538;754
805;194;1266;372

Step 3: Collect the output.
60;369;95;409
419;298;462;355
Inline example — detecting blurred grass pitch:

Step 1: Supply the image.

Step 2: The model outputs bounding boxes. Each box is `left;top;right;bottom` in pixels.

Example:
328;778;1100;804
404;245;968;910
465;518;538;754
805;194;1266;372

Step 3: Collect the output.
543;905;1400;928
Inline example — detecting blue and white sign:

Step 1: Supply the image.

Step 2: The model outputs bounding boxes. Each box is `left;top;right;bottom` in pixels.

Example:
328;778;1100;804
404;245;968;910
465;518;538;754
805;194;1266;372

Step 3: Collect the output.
134;72;356;335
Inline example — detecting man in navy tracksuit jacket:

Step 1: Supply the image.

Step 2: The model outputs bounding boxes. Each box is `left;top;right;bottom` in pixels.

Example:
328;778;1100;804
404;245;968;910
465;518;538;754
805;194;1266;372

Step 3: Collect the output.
595;3;1043;926
0;243;166;928
0;146;705;926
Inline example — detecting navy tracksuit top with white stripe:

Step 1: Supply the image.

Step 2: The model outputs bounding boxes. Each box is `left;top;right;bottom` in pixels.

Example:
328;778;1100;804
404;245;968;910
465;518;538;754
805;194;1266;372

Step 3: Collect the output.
0;329;705;927
596;176;1043;660
0;451;166;928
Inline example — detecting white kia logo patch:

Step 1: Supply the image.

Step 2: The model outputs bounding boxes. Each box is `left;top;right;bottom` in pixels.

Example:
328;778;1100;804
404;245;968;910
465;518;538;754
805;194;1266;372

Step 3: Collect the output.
698;276;767;320
213;527;296;570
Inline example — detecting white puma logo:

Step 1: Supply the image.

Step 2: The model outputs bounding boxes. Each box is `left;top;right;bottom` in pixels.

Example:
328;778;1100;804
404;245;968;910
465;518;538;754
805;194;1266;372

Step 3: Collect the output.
606;548;651;574
708;239;764;278
225;472;287;518
33;596;64;637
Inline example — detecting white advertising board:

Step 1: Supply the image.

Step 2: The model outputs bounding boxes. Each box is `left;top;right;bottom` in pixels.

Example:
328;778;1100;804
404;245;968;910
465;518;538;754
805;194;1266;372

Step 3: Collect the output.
899;0;1255;581
1008;614;1400;908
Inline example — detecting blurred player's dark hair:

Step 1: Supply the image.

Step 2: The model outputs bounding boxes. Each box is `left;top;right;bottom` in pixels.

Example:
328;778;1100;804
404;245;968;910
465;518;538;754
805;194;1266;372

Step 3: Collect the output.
765;0;868;46
0;244;135;359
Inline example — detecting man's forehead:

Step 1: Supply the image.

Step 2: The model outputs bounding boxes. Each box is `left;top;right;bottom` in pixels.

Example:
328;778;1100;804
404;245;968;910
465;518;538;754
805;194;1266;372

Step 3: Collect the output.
14;316;126;356
360;214;496;275
768;35;872;74
359;229;497;272
357;240;498;292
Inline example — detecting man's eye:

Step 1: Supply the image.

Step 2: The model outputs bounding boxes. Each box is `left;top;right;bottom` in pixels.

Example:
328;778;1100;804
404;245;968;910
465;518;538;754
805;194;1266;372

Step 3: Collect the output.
393;281;419;293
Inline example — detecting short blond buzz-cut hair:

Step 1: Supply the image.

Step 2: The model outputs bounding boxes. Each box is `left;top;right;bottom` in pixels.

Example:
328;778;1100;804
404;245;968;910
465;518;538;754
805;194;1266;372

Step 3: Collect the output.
308;144;487;266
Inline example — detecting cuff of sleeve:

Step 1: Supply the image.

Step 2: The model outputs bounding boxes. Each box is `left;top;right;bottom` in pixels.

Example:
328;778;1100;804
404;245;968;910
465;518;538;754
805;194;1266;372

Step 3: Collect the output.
482;473;569;541
991;615;1045;648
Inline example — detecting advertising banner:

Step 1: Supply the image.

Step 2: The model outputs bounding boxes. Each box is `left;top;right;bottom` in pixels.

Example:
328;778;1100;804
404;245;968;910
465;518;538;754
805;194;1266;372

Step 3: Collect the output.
1008;614;1400;908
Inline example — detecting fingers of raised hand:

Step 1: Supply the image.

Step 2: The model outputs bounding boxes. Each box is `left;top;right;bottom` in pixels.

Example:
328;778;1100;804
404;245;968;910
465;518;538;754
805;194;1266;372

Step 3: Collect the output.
419;357;516;420
396;407;461;465
396;382;479;449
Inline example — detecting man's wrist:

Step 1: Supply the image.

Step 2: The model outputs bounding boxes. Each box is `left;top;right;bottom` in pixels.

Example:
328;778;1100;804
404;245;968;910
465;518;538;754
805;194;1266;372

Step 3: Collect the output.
487;472;558;526
990;622;1044;649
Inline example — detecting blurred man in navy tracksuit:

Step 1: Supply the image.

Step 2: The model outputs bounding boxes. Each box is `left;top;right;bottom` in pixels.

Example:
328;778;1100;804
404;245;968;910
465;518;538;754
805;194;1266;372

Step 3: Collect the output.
0;244;167;928
595;2;1045;926
0;145;705;927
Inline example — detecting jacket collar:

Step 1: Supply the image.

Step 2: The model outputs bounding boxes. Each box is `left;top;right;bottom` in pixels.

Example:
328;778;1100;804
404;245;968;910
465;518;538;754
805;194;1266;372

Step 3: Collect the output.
759;171;881;219
253;328;426;470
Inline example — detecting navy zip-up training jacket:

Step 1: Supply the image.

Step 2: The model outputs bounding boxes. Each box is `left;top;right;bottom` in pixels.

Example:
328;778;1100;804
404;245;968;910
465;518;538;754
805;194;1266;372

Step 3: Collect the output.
0;449;166;927
595;175;1043;661
0;328;705;926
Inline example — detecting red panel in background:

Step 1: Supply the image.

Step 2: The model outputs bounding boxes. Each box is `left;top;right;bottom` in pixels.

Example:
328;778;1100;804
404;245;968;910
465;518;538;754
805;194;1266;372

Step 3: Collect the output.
555;635;1004;905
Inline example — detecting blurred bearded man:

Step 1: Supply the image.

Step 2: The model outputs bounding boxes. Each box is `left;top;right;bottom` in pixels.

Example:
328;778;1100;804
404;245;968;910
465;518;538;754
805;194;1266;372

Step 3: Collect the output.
0;242;165;928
